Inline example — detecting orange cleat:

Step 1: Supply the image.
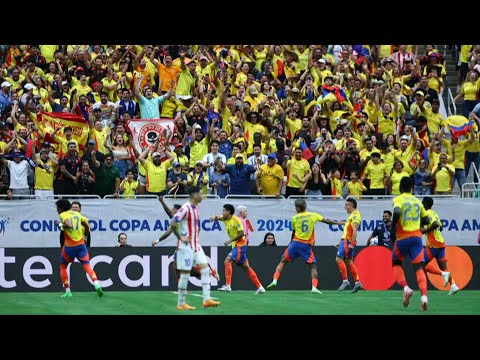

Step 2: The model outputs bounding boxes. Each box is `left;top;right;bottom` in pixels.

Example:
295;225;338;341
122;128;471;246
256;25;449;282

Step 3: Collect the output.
203;298;221;308
176;303;196;310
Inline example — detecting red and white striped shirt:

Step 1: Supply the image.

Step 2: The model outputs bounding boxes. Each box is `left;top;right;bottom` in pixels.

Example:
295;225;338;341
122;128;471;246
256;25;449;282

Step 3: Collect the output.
172;201;201;252
391;51;416;70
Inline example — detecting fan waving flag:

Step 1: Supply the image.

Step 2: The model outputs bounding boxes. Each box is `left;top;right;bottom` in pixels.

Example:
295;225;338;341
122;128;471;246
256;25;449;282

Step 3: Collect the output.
35;112;89;156
126;118;175;154
299;141;314;161
445;115;474;138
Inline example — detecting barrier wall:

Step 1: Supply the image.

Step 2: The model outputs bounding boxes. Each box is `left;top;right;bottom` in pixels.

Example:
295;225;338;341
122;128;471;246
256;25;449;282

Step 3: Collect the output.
0;246;478;291
0;198;479;247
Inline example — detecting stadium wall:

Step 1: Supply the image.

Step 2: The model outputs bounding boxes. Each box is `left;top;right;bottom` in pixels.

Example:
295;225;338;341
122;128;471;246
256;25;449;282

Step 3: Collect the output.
0;198;479;247
0;246;478;291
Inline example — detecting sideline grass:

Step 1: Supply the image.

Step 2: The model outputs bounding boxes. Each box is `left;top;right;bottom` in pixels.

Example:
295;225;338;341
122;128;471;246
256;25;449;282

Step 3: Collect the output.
1;290;479;315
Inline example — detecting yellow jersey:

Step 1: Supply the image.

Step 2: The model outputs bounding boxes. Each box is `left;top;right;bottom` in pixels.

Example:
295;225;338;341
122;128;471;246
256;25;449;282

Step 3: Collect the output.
392;193;427;241
424;209;445;248
434;164;454;192
342;210;361;242
390;170;410;195
145;158;172;193
292;211;324;245
59;210;88;246
34;159;55;190
286;157;310;188
348;181;367;197
258;163;284;195
364;162;387;189
223;215;247;248
121;180;138;198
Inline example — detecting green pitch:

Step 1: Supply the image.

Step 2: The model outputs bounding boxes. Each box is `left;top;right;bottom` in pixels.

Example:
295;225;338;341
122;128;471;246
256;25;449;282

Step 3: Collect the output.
1;290;479;315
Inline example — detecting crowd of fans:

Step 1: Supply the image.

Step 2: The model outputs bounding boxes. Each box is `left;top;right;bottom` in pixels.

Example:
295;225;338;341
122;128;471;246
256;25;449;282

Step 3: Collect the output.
1;44;480;200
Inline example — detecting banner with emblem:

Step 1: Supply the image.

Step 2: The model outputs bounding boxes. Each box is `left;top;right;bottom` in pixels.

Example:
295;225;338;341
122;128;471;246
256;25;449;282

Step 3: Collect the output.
35;112;90;156
126;118;175;154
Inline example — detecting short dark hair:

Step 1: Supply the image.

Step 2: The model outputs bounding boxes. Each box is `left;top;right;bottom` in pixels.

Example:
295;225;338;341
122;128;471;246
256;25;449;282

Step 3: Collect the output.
346;197;357;208
232;144;241;150
294;198;307;212
422;196;434;210
71;201;82;210
383;210;392;217
64;126;72;132
100;91;108;97
67;141;76;147
253;144;261;150
210;139;220;147
399;176;412;194
223;204;235;215
188;186;201;196
117;232;127;242
56;199;71;212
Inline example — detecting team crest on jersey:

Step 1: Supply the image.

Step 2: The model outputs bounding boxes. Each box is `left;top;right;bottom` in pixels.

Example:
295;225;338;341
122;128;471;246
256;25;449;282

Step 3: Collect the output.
138;123;166;150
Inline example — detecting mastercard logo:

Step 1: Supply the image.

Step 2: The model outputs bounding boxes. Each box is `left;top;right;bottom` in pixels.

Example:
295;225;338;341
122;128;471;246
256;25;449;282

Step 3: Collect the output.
354;246;474;290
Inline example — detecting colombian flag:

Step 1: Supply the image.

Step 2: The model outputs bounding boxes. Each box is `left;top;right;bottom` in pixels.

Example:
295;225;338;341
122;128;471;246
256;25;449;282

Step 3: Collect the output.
299;141;314;161
445;115;474;138
35;112;89;156
320;85;348;103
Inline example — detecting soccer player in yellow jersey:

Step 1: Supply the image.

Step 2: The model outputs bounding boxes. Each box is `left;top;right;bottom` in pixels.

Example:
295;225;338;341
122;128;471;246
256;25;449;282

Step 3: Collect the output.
210;204;265;294
421;197;459;295
336;198;364;293
266;199;343;294
392;177;430;310
55;199;103;298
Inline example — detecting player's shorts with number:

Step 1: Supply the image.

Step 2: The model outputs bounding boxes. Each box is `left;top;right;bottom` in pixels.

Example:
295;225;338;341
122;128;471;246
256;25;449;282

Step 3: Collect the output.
60;244;90;265
337;239;355;259
176;241;208;271
392;236;424;264
228;246;248;265
423;246;446;263
284;240;316;264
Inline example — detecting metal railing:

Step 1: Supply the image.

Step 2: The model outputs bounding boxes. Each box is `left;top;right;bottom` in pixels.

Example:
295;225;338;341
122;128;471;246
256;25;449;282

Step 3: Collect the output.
462;183;480;198
0;194;40;199
225;194;282;199
45;194;102;200
163;194;220;199
446;88;457;116
103;194;160;199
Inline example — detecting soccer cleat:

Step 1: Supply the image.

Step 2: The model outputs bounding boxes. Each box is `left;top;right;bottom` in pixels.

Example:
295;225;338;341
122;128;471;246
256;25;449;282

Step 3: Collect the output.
351;281;363;293
61;292;72;298
311;287;323;294
218;284;232;292
337;280;350;291
442;272;451;287
176;304;196;310
95;283;104;297
255;287;266;294
448;284;459;295
203;299;221;308
266;280;277;290
421;296;429;311
403;289;413;308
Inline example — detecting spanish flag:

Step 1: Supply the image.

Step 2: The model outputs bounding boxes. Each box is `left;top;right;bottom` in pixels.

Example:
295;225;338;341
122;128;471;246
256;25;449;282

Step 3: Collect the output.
35;112;89;156
445;115;474;138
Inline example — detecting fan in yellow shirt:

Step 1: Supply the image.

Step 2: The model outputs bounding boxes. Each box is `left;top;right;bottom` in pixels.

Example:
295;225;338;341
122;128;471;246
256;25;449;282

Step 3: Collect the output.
119;170;139;198
347;171;367;198
361;152;388;196
389;160;411;195
433;154;454;194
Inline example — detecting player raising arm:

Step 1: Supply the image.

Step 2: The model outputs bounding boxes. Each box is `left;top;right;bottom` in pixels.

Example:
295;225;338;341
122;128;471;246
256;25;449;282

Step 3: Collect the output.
391;177;430;310
210;204;265;294
266;199;344;294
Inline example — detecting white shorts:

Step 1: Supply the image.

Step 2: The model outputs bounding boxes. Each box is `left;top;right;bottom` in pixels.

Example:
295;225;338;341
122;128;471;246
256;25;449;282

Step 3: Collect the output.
35;189;54;200
175;242;208;271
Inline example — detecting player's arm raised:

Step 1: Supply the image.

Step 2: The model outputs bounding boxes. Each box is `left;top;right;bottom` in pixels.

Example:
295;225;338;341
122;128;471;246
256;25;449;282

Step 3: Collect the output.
320;217;345;226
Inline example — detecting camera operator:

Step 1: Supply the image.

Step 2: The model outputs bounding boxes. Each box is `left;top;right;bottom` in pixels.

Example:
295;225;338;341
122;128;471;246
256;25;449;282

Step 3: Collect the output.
76;161;96;195
318;139;340;175
339;139;361;181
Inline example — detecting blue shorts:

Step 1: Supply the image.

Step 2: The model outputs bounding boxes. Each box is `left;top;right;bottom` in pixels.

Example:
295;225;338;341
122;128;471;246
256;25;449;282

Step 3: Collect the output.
283;241;316;264
60;244;90;265
423;246;446;263
337;239;356;259
228;246;248;265
392;237;424;264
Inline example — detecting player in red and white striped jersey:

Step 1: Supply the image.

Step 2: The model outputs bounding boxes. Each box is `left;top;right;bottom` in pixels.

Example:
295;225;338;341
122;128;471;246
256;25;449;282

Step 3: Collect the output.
170;186;221;310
